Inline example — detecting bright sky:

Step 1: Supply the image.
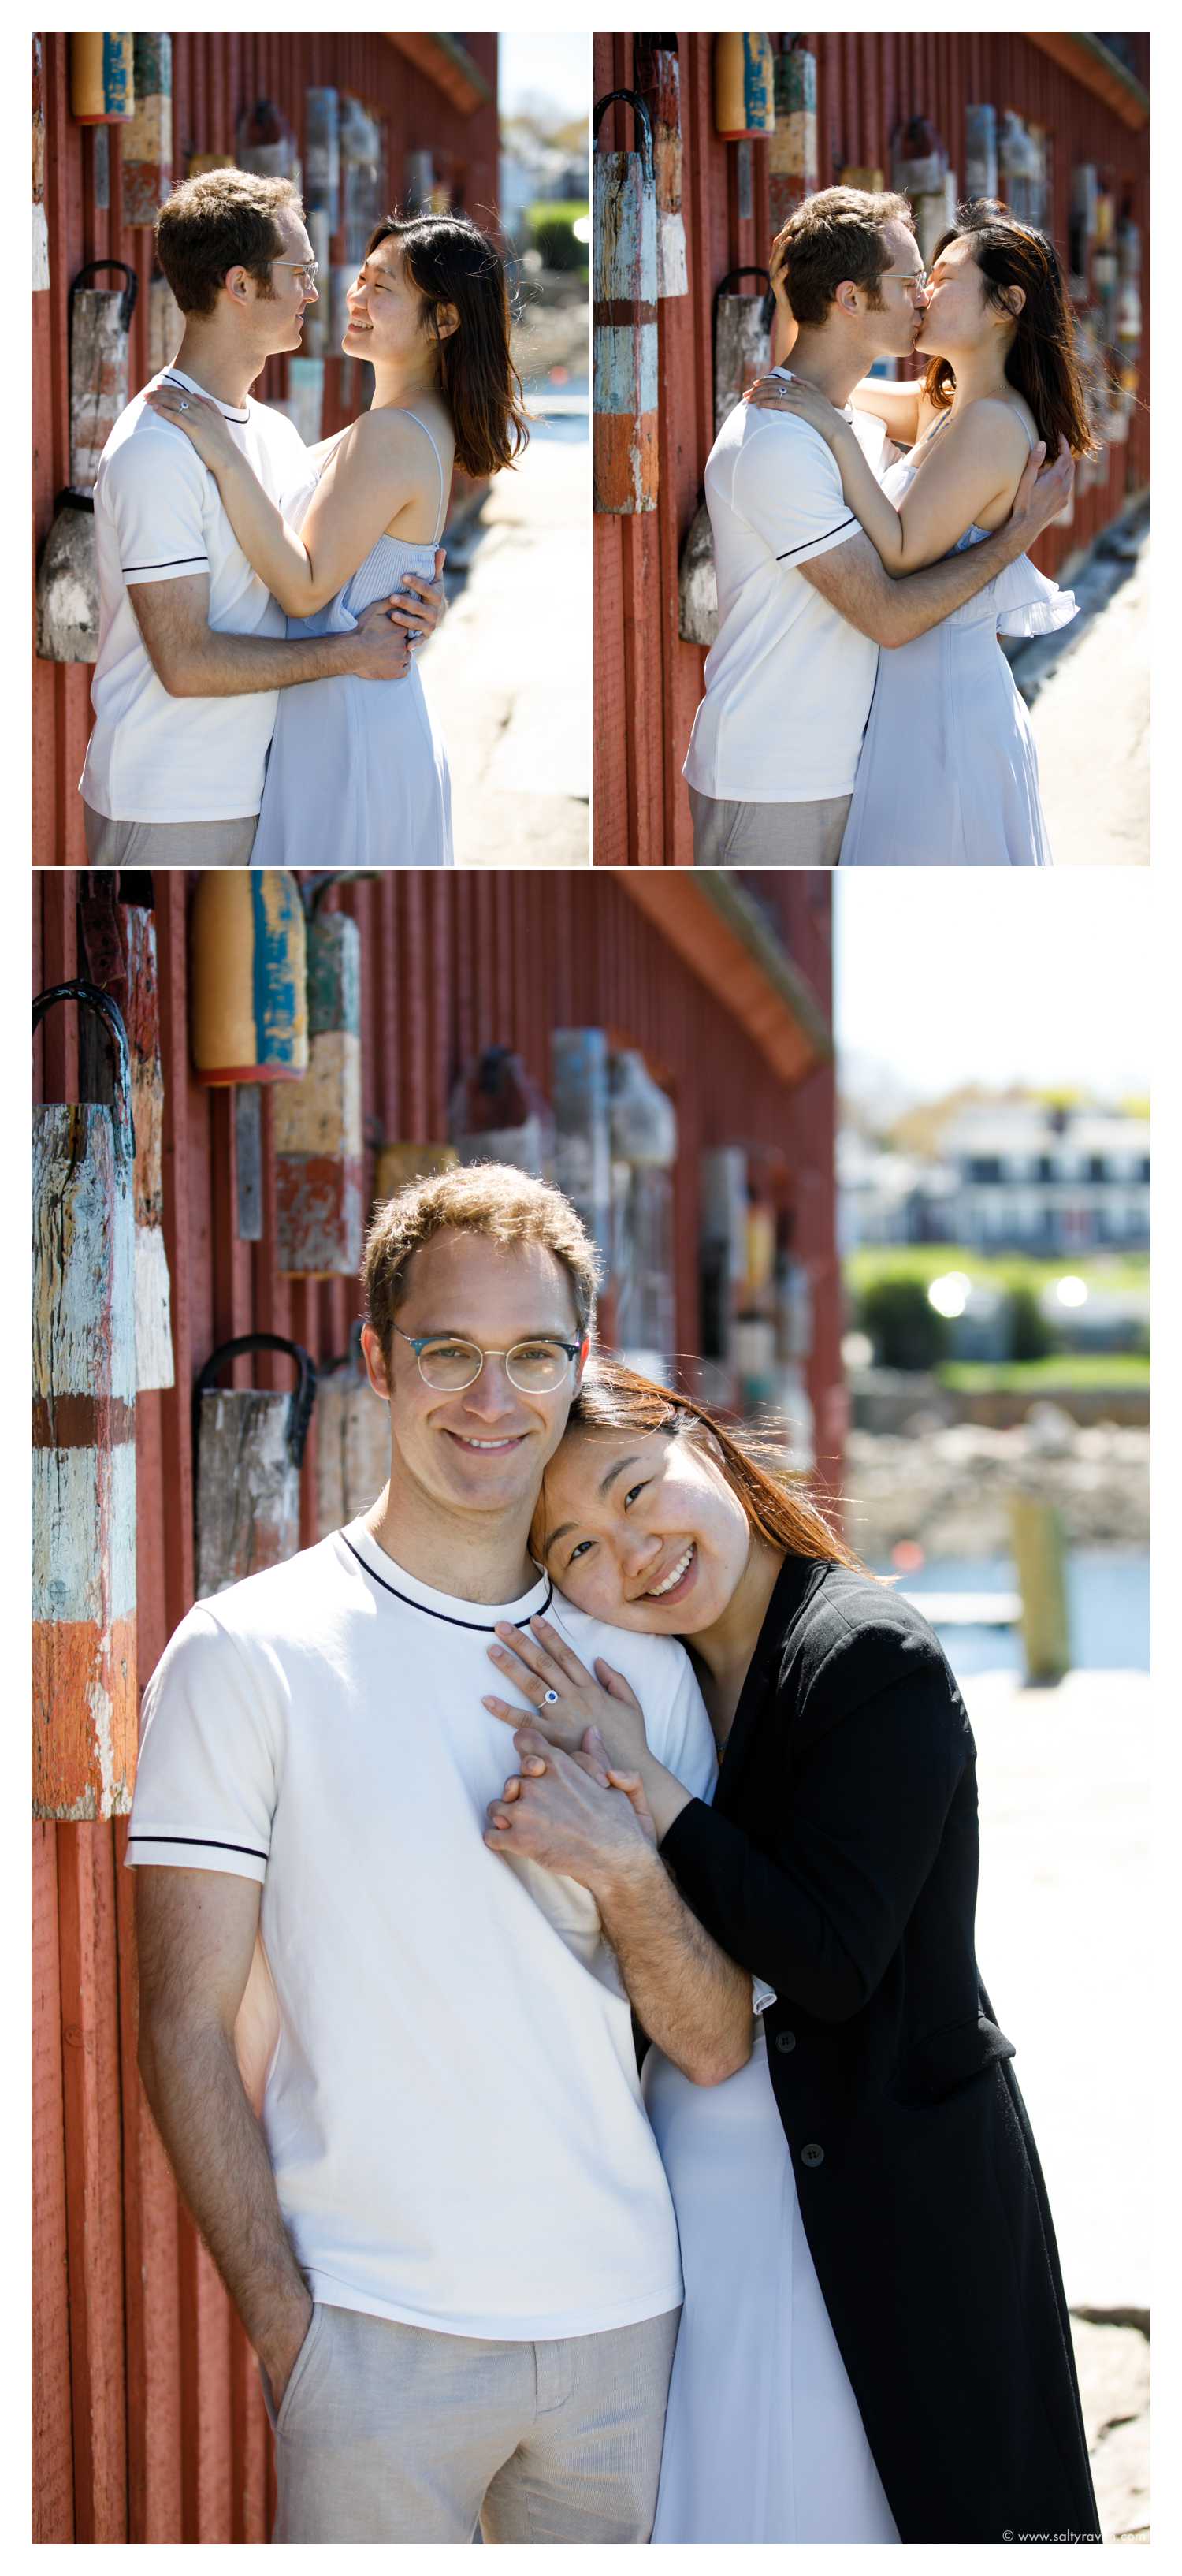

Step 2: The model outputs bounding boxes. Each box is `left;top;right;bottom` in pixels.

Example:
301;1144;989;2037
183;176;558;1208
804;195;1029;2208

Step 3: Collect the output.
834;873;1150;1104
498;32;591;124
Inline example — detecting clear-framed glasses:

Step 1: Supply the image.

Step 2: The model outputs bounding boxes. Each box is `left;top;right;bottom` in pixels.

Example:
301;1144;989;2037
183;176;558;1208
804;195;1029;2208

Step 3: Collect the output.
392;1325;582;1394
277;259;320;291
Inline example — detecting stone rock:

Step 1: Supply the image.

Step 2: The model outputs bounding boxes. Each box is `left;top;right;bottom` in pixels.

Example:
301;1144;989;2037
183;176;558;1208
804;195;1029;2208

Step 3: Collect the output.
1071;2315;1150;2541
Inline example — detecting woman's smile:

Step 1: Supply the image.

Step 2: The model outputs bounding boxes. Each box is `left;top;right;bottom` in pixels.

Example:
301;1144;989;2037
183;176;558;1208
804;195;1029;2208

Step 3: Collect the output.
637;1543;698;1606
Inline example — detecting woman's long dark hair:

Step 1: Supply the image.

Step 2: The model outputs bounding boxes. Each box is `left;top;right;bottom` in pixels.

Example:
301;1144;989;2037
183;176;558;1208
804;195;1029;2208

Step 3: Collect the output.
923;199;1098;459
540;1356;864;1573
366;211;530;478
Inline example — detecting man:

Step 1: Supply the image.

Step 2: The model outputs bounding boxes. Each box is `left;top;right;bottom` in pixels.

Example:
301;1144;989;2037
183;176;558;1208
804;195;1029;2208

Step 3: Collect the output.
80;171;444;865
682;187;1075;865
130;1165;753;2544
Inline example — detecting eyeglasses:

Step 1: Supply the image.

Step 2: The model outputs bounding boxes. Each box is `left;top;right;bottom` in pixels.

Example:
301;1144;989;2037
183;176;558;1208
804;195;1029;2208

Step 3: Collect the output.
277;259;320;290
393;1326;582;1394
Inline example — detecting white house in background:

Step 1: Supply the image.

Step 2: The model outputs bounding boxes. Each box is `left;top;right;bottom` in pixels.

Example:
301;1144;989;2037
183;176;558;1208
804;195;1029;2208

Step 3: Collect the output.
836;1130;957;1250
944;1104;1150;1252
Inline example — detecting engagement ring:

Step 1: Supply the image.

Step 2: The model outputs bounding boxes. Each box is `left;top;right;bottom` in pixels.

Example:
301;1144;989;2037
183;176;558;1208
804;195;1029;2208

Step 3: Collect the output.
543;1688;559;1705
178;399;189;411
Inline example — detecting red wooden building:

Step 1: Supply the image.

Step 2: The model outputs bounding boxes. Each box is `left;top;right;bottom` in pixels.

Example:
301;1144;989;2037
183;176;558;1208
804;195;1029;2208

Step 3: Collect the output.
32;864;843;2541
593;31;1150;864
32;31;500;869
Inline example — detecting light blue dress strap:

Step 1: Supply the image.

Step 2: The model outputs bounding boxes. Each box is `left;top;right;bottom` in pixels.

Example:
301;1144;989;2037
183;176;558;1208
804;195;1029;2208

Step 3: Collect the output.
400;409;448;543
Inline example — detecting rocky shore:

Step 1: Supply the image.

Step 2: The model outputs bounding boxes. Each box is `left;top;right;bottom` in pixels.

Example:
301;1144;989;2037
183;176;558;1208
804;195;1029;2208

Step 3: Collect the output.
842;1405;1149;1560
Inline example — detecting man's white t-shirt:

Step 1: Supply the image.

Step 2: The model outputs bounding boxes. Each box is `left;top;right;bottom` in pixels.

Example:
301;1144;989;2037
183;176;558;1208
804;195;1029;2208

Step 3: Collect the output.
682;381;890;805
126;1521;718;2340
80;370;313;824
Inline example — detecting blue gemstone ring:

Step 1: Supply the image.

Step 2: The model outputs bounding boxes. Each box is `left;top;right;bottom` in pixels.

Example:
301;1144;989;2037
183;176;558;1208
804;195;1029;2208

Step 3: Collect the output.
543;1688;559;1705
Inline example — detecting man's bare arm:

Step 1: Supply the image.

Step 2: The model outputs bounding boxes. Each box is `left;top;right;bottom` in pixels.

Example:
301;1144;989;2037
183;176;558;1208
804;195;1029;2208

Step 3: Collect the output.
136;1867;312;2403
128;573;411;698
487;1740;753;2085
801;436;1074;646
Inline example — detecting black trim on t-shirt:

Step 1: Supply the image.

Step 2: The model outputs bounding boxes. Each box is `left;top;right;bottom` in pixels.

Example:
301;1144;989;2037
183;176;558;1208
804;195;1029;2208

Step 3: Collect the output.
123;554;210;572
776;513;858;563
128;1833;268;1860
340;1532;553;1632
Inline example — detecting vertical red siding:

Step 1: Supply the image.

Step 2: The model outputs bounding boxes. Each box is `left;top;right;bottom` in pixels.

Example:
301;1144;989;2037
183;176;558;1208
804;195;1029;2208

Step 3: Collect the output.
33;865;840;2541
32;31;500;866
594;32;1150;864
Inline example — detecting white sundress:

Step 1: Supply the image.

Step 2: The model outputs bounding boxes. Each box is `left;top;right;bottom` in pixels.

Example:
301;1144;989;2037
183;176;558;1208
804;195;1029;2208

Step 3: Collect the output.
838;411;1077;867
644;1993;900;2542
251;411;452;869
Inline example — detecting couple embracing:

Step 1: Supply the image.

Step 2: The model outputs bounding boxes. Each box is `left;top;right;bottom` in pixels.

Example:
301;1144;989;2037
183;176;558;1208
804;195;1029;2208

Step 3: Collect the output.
80;169;527;868
130;1162;1101;2546
685;188;1094;866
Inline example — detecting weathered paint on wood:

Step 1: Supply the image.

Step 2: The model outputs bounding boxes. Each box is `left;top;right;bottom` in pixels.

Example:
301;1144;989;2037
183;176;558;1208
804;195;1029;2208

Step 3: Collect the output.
70;280;136;490
713;274;771;436
593;102;659;514
637;43;688;299
122;33;173;229
769;43;819;233
191;873;308;1085
33;1063;137;1819
314;1354;392;1538
715;32;776;141
274;911;364;1276
79;889;175;1390
195;1390;304;1599
69;31;133;125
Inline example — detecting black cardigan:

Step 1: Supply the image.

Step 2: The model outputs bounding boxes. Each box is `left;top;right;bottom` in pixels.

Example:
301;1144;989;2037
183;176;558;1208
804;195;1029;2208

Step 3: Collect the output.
660;1554;1102;2547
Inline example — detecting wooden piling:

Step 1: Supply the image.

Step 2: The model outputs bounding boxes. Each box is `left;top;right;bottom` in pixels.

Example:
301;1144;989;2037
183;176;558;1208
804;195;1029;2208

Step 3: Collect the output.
1010;1493;1072;1684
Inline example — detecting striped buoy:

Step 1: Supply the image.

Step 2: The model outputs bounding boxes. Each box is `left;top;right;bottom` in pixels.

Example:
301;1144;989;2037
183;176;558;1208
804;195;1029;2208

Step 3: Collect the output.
635;41;688;300
769;44;818;235
121;32;173;227
274;906;363;1277
714;34;775;143
195;1336;317;1599
593;89;658;514
70;32;133;125
32;982;136;1820
191;872;308;1085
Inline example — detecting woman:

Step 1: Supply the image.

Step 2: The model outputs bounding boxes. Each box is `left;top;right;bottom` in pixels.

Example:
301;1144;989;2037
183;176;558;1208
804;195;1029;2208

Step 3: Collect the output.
147;212;528;867
482;1361;1101;2545
750;201;1093;865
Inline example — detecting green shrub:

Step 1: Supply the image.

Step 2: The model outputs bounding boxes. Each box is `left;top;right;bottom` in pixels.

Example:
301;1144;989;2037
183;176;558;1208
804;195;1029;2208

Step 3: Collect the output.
860;1276;950;1372
1008;1283;1057;1361
530;213;586;272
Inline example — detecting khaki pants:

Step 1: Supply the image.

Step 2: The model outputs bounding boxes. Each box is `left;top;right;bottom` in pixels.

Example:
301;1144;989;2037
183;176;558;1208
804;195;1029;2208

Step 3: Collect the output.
689;785;851;867
82;802;257;867
263;2301;681;2544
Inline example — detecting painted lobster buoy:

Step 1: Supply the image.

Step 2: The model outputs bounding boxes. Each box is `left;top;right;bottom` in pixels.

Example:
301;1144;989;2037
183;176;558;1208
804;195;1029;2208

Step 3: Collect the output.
678;268;771;647
713;266;772;435
190;873;308;1085
195;1335;317;1599
77;880;174;1391
121;32;173;228
315;1328;391;1540
32;36;50;290
769;43;818;235
593;88;658;515
274;906;363;1277
35;261;139;664
70;32;134;125
635;41;688;300
714;35;775;143
32;981;136;1820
